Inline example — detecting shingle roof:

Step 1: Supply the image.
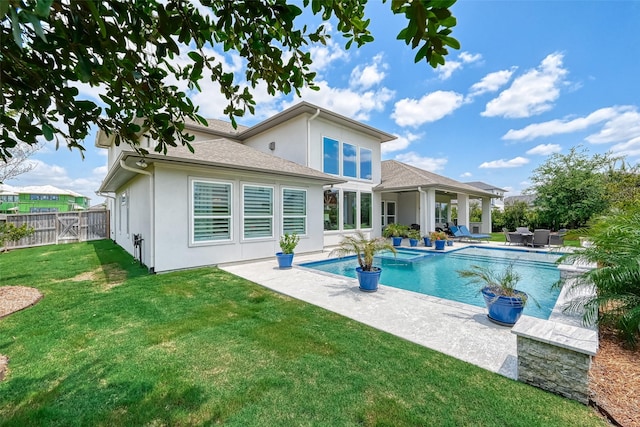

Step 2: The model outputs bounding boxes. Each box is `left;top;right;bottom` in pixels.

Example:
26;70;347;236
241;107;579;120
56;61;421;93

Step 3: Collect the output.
464;181;507;193
183;117;249;135
377;160;495;197
11;185;86;198
100;138;344;192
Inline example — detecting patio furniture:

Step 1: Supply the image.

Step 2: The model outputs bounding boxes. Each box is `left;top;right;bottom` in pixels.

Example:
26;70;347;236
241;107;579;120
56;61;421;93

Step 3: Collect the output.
549;228;567;246
508;231;527;246
455;225;490;242
529;229;550;247
516;226;531;234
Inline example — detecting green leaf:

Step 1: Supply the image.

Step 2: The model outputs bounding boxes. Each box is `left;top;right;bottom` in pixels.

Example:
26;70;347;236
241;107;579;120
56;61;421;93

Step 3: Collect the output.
0;1;9;20
84;1;107;38
42;123;54;141
26;12;47;42
10;7;22;48
187;51;203;62
34;0;54;17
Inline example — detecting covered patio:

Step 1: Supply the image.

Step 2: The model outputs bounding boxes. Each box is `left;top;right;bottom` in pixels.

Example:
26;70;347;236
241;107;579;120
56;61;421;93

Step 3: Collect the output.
376;160;497;234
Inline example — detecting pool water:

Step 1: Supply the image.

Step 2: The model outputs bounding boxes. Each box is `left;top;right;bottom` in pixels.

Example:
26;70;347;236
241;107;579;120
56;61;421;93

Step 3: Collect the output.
301;247;562;320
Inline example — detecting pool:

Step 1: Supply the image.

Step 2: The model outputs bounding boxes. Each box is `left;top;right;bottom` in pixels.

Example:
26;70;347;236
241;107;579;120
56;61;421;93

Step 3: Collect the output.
300;246;562;320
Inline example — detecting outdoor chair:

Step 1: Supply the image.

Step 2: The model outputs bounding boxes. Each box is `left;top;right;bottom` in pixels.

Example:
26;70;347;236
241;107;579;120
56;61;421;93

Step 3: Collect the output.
456;225;490;242
549;228;567;247
503;228;511;244
508;232;526;246
516;226;531;234
529;229;550;247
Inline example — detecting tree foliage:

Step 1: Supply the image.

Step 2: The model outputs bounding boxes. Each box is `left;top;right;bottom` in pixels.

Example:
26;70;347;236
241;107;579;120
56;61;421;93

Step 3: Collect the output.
560;205;640;348
1;0;459;161
528;146;610;230
0;141;43;182
0;222;35;252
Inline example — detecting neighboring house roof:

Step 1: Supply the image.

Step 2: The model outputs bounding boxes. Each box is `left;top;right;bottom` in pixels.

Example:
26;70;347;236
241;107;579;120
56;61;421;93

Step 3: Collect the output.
464;181;507;193
504;194;536;206
11;185;87;198
99;138;344;192
376;160;496;198
0;183;19;196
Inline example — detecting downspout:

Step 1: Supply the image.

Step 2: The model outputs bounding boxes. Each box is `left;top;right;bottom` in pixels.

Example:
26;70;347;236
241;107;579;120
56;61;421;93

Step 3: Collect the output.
119;159;155;272
307;108;320;166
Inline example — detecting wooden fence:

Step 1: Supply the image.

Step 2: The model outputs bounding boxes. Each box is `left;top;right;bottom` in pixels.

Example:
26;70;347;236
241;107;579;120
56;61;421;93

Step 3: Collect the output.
1;210;110;250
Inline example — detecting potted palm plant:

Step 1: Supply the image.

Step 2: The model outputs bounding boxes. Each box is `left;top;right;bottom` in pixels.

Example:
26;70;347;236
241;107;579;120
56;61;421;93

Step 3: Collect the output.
430;230;447;250
330;231;396;292
407;229;421;247
276;233;300;269
382;223;408;247
457;263;537;326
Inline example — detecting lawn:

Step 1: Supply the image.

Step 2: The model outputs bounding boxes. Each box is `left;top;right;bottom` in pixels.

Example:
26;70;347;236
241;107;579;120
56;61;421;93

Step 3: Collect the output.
0;241;604;426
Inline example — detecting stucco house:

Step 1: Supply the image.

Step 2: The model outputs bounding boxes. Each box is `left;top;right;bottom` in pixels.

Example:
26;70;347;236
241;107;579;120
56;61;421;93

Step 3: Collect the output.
97;102;496;273
0;184;90;214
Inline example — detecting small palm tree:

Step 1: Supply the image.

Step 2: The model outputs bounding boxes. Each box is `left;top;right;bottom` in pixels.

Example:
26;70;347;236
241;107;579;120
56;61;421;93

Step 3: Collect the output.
330;231;396;271
458;263;522;297
559;206;640;348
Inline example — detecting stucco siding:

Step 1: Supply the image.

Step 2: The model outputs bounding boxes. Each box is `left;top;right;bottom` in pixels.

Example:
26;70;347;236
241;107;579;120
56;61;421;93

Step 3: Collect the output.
152;165;326;273
114;174;151;263
242;115;308;165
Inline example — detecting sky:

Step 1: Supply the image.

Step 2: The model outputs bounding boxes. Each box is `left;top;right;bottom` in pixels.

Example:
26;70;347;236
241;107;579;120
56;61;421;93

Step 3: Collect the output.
6;1;640;203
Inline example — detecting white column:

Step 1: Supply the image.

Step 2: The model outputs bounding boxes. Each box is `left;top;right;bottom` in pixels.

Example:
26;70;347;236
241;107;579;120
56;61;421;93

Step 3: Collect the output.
481;197;492;234
425;189;436;232
457;193;469;227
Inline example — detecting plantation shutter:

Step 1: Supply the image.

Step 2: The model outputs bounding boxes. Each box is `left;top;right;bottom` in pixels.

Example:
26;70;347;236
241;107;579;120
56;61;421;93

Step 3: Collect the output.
193;181;231;241
283;188;306;235
243;185;273;239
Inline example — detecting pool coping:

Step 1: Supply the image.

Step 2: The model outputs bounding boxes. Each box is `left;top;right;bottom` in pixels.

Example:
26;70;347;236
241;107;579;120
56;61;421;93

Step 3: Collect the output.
219;242;594;380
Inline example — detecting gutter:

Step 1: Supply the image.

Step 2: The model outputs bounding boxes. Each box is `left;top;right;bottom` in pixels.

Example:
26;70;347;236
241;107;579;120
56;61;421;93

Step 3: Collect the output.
307;108;320;167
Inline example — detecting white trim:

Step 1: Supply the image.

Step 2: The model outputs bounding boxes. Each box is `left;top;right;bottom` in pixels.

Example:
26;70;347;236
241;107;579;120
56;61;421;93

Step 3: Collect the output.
241;183;275;241
189;177;233;246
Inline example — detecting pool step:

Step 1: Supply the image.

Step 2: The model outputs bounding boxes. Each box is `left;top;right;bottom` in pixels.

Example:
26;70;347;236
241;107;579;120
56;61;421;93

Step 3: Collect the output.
446;251;558;269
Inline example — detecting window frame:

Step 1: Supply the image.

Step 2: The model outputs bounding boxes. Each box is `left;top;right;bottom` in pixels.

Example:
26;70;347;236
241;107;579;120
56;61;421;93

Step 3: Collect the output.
282;187;307;236
241;184;274;241
190;178;233;245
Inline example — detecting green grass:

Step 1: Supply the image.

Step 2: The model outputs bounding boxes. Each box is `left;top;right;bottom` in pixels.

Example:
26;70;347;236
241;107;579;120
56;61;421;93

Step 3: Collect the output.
0;241;604;426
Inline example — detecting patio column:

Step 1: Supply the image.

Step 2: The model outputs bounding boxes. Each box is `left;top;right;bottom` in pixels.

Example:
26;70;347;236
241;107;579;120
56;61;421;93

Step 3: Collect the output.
420;188;436;233
481;197;492;234
457;193;469;227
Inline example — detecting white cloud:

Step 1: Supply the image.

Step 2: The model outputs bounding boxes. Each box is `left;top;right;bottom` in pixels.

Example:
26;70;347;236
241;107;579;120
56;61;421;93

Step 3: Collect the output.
394;152;448;172
482;52;568;118
586;109;640;144
308;38;348;76
392;90;464;127
479;157;529;168
460;172;472;178
292;80;395;121
349;54;387;90
467;67;517;99
434;51;482;80
610;136;640;158
502;106;627;141
381;131;422;155
526;144;562;156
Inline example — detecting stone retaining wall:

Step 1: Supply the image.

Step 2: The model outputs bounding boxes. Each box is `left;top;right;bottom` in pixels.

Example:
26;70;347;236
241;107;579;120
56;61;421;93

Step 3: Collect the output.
511;317;598;404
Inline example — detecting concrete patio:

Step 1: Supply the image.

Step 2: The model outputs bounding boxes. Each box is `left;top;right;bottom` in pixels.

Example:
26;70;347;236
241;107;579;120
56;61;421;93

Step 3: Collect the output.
220;242;584;380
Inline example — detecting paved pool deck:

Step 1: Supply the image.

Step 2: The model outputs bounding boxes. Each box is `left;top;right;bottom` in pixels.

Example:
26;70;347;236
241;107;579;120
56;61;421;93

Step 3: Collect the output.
220;242;582;380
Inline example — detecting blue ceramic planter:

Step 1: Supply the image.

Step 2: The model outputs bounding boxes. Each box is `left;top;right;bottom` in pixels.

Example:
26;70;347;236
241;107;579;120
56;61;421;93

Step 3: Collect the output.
409;238;419;247
481;287;527;326
276;252;294;269
423;237;432;247
446;240;453;246
434;240;446;250
392;237;402;246
356;267;382;292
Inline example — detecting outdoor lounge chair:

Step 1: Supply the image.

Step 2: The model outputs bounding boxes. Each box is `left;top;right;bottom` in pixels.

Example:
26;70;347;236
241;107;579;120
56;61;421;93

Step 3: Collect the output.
529;229;550;247
456;225;490;241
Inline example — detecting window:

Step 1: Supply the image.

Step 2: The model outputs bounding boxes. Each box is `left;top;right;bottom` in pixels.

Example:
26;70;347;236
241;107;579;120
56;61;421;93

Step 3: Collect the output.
435;202;449;224
323;137;339;175
283;188;306;235
360;148;372;180
323;189;339;231
381;201;396;227
343;191;357;229
192;180;232;242
360;193;372;228
30;207;58;213
343;143;357;178
243;185;273;239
